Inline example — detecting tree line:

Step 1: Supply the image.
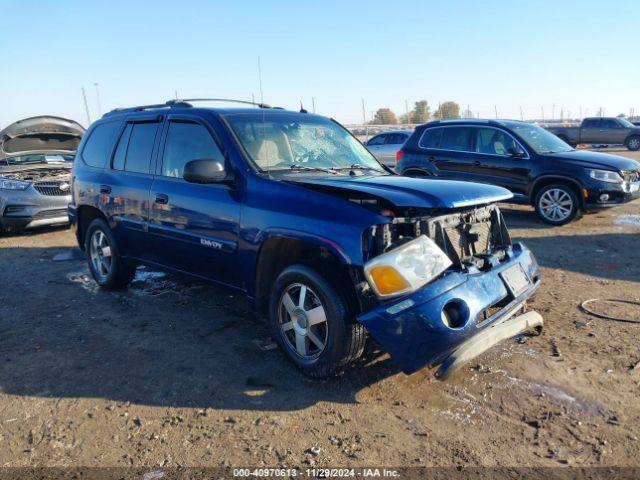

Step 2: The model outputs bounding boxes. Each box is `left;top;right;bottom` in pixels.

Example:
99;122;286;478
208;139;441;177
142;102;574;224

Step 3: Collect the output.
371;100;461;125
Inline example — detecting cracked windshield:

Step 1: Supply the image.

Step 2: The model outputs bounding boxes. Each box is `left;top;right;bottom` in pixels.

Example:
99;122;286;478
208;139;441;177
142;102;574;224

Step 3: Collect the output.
225;113;384;173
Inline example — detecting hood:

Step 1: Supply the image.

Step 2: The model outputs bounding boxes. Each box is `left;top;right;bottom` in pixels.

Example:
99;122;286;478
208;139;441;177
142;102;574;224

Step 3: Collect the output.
546;150;640;172
291;175;513;209
0;116;85;159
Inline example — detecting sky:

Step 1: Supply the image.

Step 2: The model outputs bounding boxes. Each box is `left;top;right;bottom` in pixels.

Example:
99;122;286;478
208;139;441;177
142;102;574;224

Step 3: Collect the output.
1;0;638;128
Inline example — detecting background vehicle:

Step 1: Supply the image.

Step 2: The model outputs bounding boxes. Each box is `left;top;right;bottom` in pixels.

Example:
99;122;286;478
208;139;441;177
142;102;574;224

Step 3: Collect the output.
546;117;640;151
364;130;412;167
70;99;541;379
0;116;85;232
396;119;640;225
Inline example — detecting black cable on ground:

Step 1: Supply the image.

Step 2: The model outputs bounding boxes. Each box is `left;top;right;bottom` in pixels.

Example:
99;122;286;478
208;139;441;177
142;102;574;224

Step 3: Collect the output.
580;298;640;324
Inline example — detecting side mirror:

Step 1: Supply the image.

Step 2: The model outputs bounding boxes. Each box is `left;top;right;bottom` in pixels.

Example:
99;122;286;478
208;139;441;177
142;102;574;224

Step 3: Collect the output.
183;159;229;184
507;147;526;158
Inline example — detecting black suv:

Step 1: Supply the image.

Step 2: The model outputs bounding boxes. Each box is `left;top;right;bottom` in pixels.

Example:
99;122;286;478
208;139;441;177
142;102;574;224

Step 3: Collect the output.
396;119;640;225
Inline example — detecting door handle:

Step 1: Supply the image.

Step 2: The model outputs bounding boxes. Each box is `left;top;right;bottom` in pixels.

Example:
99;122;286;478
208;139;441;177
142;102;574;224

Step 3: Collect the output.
99;185;111;194
427;156;436;162
473;160;482;166
155;193;169;205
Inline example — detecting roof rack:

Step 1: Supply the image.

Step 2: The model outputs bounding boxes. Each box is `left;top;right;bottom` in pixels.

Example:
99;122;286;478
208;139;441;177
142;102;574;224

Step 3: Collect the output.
103;98;274;117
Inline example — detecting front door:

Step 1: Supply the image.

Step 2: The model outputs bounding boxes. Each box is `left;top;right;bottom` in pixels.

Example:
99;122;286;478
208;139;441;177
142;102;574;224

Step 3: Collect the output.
148;116;242;288
470;126;531;195
580;118;602;144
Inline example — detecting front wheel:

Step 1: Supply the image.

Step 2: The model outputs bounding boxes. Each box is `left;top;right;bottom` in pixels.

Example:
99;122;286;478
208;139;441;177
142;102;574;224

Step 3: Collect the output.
627;136;640;151
269;265;366;378
534;184;580;226
85;218;137;289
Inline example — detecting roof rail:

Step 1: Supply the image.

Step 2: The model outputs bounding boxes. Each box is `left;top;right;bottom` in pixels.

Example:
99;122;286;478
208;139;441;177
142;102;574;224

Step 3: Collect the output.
103;98;274;118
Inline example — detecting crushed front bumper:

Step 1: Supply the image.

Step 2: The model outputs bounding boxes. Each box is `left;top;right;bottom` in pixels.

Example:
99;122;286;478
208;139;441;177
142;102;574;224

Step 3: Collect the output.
357;242;541;375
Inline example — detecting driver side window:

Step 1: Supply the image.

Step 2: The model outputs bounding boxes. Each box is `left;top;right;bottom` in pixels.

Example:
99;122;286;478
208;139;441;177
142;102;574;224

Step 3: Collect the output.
161;121;224;178
476;128;518;156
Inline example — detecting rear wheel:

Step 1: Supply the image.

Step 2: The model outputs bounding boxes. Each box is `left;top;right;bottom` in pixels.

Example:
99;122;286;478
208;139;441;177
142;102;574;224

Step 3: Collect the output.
534;184;580;226
85;218;137;289
627;136;640;151
269;265;366;378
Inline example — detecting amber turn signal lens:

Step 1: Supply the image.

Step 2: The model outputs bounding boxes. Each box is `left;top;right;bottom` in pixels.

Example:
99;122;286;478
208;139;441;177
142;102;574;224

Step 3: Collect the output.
368;265;410;295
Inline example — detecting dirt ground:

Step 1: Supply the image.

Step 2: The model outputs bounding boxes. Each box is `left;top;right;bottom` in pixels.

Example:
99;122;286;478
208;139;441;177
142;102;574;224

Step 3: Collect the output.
0;148;639;470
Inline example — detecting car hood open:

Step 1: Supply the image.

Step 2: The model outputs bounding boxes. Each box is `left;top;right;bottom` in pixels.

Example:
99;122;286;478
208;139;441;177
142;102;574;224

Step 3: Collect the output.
291;175;513;209
546;150;640;172
0;116;85;159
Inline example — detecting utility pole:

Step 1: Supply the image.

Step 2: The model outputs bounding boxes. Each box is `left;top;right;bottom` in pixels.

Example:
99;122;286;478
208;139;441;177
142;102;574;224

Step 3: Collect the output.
311;97;316;113
552;103;555;120
94;82;102;117
174;90;179;100
81;87;91;125
519;106;524;121
494;105;498;119
541;106;545;121
405;99;410;125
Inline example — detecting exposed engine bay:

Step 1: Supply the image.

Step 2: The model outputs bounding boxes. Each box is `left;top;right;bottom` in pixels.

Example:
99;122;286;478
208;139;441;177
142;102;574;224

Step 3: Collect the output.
1;167;71;183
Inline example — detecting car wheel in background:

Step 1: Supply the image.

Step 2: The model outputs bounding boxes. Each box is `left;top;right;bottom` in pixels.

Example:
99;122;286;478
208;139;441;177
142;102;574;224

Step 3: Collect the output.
626;136;640;151
85;218;137;289
534;184;580;226
269;265;366;378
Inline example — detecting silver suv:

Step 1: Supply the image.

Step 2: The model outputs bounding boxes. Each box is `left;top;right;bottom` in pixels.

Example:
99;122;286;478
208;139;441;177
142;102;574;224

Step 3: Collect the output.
0;116;84;232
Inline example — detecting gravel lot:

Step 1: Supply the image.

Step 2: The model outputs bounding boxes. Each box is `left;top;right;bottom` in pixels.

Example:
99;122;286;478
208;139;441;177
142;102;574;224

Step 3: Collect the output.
0;148;639;469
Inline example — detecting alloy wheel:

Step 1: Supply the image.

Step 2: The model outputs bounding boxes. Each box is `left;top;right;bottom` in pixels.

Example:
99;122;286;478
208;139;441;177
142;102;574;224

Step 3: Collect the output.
539;188;574;223
278;283;328;359
629;138;640;150
89;230;112;280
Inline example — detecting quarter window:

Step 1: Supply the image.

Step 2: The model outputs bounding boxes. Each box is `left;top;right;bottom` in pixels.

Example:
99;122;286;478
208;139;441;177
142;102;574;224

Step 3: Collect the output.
161;122;224;178
440;127;473;152
82;122;120;168
476;128;519;155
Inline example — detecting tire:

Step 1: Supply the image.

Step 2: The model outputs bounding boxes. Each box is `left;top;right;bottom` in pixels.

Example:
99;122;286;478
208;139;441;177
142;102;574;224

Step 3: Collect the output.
534;184;581;226
85;218;137;289
269;265;366;378
626;135;640;151
558;136;576;148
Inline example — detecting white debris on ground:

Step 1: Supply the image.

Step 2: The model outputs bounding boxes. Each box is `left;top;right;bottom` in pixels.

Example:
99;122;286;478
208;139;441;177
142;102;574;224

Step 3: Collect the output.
613;215;640;227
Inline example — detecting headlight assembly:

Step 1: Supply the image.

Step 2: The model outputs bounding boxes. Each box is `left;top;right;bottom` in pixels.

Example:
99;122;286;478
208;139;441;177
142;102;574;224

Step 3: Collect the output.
364;235;452;299
0;177;30;190
588;169;623;183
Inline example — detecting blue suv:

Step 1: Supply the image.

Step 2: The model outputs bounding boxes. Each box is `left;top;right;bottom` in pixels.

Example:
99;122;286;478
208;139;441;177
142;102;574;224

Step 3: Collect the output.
69;99;543;379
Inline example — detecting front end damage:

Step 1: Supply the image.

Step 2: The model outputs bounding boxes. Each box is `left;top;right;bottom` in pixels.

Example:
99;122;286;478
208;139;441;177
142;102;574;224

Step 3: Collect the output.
356;203;542;378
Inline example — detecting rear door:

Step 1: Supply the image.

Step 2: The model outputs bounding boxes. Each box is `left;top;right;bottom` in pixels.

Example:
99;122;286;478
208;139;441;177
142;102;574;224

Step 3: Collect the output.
580;118;601;143
470;126;531;194
422;126;476;181
102;117;161;259
148;115;241;287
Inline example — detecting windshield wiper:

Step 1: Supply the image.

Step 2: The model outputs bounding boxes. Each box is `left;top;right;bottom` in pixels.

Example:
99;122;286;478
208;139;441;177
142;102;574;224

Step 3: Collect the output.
288;164;340;174
331;163;386;174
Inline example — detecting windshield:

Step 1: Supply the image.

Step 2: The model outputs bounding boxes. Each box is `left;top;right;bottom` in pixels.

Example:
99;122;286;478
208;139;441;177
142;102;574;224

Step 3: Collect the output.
618;118;635;128
510;123;573;154
2;154;74;166
224;113;384;172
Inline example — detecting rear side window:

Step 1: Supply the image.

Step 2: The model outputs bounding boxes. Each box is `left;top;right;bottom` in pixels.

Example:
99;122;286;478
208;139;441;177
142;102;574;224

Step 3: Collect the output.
386;133;407;145
112;122;159;174
419;128;443;149
81;122;120;168
582;118;600;128
161;121;224;178
440;127;472;152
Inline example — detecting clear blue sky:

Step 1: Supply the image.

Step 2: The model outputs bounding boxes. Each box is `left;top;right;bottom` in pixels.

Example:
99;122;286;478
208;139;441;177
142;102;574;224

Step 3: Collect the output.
1;0;638;127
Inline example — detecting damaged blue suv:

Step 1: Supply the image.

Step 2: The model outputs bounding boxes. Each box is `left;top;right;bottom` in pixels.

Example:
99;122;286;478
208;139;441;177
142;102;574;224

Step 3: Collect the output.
69;99;543;379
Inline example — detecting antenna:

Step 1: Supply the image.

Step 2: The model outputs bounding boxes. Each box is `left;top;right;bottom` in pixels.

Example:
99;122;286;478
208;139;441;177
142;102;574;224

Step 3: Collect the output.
81;87;91;125
94;82;102;116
